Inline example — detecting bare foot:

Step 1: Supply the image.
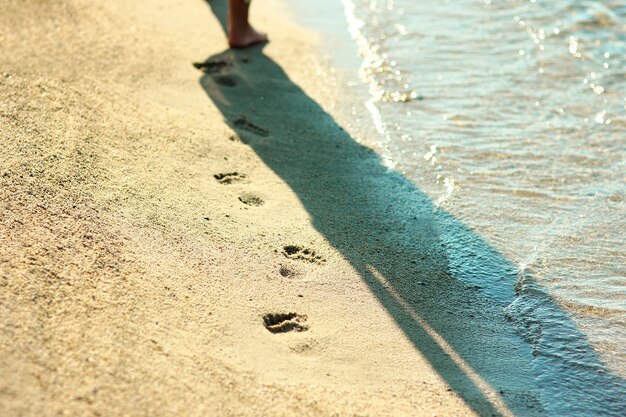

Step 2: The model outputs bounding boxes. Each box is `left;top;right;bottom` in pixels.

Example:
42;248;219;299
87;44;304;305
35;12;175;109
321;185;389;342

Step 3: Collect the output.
228;24;268;49
227;0;267;49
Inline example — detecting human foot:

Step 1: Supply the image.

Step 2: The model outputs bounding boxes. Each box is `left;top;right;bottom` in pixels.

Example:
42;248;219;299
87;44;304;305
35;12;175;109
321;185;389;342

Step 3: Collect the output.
228;24;268;48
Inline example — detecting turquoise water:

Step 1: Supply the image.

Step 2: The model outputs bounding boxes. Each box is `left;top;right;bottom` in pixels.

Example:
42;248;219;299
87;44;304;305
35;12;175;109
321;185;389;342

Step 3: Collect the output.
288;0;625;414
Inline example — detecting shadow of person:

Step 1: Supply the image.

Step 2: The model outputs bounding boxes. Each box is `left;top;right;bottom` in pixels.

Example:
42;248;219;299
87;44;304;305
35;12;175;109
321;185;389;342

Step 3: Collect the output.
197;3;626;415
196;44;532;417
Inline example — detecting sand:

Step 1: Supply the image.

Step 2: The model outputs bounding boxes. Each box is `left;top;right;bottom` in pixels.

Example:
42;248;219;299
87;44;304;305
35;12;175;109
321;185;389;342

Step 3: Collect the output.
1;1;542;416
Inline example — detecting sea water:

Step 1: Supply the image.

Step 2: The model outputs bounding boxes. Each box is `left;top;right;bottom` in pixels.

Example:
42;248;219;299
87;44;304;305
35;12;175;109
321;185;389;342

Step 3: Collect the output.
289;0;625;414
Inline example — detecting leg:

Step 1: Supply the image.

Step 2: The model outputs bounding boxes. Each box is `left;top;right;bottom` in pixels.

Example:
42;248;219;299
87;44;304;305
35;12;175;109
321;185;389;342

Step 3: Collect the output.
228;0;268;48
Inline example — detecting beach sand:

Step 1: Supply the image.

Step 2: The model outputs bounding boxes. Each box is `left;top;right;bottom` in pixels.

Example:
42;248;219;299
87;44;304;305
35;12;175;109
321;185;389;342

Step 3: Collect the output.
1;1;541;416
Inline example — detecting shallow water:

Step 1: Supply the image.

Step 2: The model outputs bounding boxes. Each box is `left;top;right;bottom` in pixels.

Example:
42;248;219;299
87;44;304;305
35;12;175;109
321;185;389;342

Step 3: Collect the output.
341;0;626;412
289;0;625;414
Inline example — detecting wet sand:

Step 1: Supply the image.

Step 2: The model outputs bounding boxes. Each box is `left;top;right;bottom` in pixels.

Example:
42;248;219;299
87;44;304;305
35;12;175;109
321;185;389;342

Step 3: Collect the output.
1;1;543;416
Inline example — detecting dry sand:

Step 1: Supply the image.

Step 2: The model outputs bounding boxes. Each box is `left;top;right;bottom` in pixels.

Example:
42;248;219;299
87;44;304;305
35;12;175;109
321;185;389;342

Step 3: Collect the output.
1;1;542;416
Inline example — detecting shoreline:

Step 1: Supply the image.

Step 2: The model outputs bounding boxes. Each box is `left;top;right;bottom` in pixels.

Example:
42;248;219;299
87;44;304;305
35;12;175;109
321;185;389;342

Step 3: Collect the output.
0;1;554;416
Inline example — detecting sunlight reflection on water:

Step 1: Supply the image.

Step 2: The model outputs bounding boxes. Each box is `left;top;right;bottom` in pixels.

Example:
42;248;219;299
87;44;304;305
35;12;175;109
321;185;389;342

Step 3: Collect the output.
340;0;626;414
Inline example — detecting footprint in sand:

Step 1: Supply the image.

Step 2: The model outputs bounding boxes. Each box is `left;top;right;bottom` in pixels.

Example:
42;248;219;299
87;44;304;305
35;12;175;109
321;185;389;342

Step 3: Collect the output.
234;116;269;137
192;59;231;74
238;193;264;207
279;265;297;278
214;172;246;184
281;245;325;264
263;313;308;334
193;59;237;86
215;75;237;87
290;340;316;354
